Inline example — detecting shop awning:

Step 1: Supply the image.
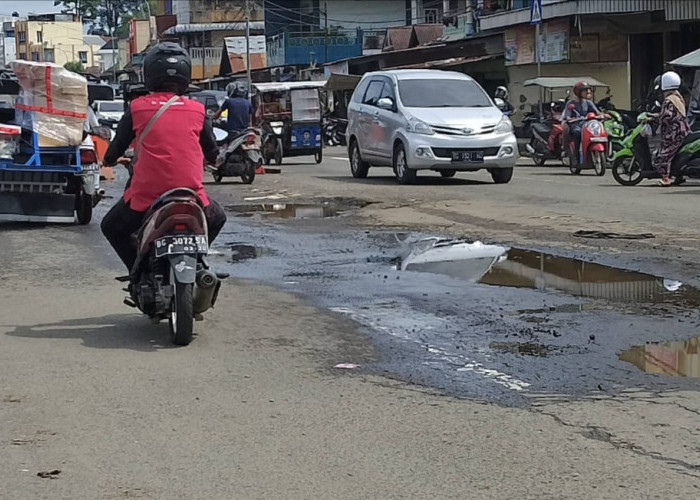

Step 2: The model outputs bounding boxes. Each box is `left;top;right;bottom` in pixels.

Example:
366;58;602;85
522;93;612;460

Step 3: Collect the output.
669;48;700;68
523;77;610;88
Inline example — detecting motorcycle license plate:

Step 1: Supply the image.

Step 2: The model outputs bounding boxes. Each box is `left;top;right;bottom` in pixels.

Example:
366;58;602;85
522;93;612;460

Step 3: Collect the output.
452;151;484;162
154;235;208;257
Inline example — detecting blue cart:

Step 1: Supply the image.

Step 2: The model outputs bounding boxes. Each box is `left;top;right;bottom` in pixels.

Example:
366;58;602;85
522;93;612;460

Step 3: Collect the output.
253;81;326;165
0;131;101;224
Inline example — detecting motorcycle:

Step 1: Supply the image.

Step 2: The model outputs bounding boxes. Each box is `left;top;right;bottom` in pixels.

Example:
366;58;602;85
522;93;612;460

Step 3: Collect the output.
611;113;700;186
322;114;347;147
261;120;284;165
603;110;626;162
120;187;225;346
208;127;262;184
524;100;566;166
563;110;608;176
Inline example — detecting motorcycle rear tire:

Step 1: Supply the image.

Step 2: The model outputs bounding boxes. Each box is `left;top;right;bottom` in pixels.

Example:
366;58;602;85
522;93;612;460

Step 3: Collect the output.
75;191;93;225
241;159;256;184
533;157;546;166
569;166;582;175
213;172;223;184
170;281;194;346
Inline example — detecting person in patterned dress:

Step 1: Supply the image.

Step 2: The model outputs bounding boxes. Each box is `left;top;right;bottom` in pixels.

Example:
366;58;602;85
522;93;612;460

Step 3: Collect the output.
652;71;689;186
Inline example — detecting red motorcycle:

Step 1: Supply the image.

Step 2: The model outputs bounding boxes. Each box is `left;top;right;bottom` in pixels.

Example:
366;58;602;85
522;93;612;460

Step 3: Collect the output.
120;187;225;346
563;110;608;176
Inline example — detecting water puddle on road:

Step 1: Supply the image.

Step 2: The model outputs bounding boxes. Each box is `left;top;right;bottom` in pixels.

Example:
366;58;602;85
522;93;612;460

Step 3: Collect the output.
399;239;700;307
226;203;339;219
619;335;700;377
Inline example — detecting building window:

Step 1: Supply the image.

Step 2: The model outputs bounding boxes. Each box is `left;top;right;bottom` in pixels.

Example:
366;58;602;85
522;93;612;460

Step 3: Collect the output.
78;51;88;63
43;49;54;62
424;8;439;23
18;31;26;43
18;53;27;60
37;30;43;43
31;52;40;61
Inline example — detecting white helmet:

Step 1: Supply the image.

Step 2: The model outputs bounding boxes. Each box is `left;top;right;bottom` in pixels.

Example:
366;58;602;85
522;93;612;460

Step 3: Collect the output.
495;86;508;99
661;71;681;91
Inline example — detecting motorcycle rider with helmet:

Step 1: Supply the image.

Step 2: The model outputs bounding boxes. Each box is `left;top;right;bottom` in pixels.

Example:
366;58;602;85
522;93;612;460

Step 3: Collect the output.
494;86;514;114
562;81;604;166
100;42;227;272
214;82;254;141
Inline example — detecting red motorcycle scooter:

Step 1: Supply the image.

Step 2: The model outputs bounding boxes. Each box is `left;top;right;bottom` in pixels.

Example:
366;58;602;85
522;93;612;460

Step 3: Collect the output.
563;108;608;176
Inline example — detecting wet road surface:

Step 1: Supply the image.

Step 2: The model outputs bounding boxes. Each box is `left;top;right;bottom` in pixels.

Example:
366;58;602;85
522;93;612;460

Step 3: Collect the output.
213;198;700;406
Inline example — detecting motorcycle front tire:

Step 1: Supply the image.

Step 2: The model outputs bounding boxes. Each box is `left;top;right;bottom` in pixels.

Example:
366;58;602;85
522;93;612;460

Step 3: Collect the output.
241;158;256;184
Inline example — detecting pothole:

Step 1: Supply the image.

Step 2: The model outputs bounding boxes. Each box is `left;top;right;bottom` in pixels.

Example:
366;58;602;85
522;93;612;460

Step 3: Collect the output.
619;335;700;377
489;341;555;357
398;238;700;307
227;203;340;219
229;244;276;262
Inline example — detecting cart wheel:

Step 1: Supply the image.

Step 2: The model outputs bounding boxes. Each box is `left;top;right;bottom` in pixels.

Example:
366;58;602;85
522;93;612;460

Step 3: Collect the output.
75;191;93;225
314;149;323;164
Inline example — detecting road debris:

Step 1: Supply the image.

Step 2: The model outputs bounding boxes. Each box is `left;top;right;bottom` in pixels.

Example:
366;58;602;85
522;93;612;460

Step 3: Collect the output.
37;470;61;479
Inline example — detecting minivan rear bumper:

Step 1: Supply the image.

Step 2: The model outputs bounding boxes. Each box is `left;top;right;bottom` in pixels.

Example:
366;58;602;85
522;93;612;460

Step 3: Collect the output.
404;132;518;170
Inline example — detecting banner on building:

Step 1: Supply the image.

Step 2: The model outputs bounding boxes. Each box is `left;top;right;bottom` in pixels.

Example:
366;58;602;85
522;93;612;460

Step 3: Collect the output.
505;19;569;66
225;36;267;73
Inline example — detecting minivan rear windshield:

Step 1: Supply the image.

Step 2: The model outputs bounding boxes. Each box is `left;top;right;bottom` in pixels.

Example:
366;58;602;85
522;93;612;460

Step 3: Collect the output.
398;79;493;108
99;101;124;112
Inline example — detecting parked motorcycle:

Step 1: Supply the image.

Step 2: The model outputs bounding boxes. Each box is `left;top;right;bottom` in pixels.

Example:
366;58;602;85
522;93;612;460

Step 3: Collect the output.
563;110;608;176
524;100;566;166
120;187;225;346
209;127;262;184
322;114;347;146
611;113;700;186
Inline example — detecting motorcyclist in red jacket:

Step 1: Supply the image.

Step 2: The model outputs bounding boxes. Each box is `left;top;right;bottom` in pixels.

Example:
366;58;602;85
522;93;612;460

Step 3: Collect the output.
101;42;226;272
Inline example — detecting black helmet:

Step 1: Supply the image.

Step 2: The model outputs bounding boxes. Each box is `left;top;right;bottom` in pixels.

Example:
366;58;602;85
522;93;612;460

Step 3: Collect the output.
143;42;191;94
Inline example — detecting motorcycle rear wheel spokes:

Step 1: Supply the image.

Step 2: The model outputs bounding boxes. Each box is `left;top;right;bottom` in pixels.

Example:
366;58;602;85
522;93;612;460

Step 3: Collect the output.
169;268;194;346
612;156;643;186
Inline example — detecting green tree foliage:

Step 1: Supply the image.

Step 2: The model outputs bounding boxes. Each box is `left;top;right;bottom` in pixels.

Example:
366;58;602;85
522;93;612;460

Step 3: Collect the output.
53;0;156;36
63;61;85;74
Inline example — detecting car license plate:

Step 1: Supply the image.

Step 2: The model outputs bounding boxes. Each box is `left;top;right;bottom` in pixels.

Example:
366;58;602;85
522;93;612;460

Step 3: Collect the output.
452;151;484;162
154;235;208;258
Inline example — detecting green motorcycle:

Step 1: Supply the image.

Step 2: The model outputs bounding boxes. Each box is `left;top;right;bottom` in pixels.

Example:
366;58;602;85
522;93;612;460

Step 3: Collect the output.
611;113;700;186
603;110;626;162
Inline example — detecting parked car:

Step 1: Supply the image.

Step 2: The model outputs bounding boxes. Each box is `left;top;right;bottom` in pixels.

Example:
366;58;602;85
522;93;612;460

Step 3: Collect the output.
346;69;518;184
93;99;124;129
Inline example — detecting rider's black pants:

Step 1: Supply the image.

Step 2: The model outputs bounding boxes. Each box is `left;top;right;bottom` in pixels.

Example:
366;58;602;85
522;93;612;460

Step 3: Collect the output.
101;197;227;272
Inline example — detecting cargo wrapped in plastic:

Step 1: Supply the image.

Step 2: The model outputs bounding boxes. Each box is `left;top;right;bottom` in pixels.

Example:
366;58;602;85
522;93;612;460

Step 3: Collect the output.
11;60;88;147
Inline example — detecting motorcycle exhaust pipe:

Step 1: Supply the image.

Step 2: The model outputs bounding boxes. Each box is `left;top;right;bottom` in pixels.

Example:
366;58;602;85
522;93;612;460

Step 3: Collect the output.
525;144;536;154
193;270;219;314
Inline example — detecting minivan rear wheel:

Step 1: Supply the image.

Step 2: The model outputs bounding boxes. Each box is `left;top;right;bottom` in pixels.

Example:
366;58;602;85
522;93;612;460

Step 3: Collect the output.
394;143;416;185
349;140;369;178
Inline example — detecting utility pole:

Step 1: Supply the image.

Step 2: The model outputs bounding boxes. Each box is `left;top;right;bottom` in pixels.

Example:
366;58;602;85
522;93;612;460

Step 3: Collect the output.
245;0;252;98
324;1;328;65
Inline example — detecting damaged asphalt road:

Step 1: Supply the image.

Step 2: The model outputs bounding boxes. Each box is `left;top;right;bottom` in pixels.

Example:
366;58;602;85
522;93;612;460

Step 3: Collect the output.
214;198;700;407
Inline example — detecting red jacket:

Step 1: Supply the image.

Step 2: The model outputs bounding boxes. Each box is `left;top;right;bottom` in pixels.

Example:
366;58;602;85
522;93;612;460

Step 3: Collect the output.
104;92;218;212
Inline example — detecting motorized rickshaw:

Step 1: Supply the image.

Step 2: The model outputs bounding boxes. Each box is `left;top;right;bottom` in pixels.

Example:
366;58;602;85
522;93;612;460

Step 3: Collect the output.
253;81;326;165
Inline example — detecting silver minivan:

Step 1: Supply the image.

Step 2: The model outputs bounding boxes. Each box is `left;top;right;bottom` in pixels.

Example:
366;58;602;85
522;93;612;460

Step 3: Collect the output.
346;69;518;184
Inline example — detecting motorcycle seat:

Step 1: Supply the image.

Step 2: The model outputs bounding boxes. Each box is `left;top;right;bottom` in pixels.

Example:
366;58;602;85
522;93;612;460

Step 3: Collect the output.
532;122;552;134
